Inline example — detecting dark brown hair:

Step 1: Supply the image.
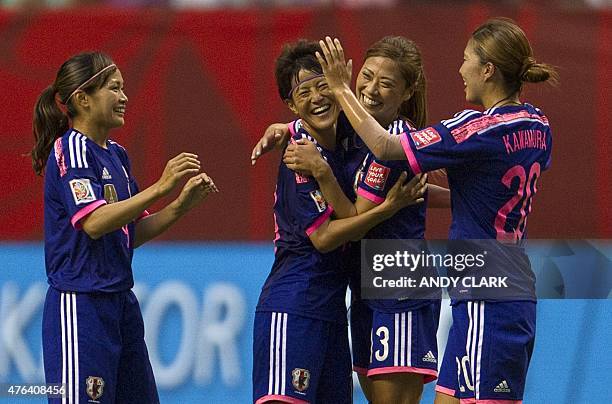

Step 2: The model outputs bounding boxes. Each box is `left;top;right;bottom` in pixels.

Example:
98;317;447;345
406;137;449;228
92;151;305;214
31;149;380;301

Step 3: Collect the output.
365;36;428;129
275;40;323;101
32;52;116;175
471;17;559;94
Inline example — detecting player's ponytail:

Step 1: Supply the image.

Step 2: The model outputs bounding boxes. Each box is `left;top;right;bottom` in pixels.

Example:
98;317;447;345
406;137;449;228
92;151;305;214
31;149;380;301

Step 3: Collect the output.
471;17;559;94
520;57;559;85
31;51;116;176
365;36;428;129
32;85;69;176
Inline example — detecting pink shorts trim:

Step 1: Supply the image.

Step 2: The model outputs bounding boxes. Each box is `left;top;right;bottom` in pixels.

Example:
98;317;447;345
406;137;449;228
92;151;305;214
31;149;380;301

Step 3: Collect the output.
255;394;309;404
357;187;384;204
399;132;422;174
368;366;438;384
71;200;107;229
436;384;456;396
353;365;368;376
305;206;333;236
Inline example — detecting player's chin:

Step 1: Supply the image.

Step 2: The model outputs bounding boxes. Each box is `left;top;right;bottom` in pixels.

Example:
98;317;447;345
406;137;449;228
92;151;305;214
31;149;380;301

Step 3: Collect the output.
110;116;125;127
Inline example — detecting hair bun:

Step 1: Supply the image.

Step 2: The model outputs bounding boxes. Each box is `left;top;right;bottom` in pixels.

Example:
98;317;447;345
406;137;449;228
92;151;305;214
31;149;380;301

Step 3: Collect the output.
520;57;536;80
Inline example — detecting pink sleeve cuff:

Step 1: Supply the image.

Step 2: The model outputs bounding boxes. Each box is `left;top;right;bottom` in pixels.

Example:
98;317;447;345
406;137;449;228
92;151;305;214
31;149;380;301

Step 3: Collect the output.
305;205;334;236
357;187;385;205
136;210;150;222
400;132;422;174
71;200;107;230
287;120;297;136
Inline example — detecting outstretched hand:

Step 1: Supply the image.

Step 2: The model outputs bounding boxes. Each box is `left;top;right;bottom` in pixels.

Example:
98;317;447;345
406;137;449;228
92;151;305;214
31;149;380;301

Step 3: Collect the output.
173;172;218;213
316;37;353;94
251;123;291;166
155;152;201;197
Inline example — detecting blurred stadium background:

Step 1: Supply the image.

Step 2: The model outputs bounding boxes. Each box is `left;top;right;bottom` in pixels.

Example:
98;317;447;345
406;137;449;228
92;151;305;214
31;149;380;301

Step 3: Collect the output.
1;0;611;403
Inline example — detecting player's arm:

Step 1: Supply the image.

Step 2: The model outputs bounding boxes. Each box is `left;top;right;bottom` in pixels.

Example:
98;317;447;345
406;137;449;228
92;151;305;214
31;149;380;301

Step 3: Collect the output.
308;173;427;252
284;138;356;218
81;153;200;239
316;37;405;160
134;173;218;248
251;123;292;165
427;184;451;208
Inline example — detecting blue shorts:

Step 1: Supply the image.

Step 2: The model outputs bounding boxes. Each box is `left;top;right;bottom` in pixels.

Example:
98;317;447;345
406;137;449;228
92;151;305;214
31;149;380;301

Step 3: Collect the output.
42;287;159;404
436;301;536;403
350;300;440;383
253;311;352;404
349;298;372;376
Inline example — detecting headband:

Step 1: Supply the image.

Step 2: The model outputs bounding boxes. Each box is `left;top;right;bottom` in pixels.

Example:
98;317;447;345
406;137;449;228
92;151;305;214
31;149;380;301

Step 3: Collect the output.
286;73;325;100
64;64;116;104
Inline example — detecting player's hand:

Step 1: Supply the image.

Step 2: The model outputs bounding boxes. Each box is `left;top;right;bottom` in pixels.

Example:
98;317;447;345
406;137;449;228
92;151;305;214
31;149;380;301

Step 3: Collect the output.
155;152;201;196
316;37;352;94
251;123;291;165
173;172;218;213
283;139;329;178
383;172;428;212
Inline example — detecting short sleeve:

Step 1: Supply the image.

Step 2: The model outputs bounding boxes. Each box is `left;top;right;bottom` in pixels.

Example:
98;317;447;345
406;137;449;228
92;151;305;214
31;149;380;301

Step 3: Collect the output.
399;110;495;174
357;154;405;205
55;134;106;229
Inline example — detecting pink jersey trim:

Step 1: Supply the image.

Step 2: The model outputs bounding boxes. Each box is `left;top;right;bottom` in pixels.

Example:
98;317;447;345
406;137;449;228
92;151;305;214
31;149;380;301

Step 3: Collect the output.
136;210;150;222
435;385;456;396
451;110;548;144
399;132;422;174
71;200;107;229
287;120;297;136
353;365;368;376
368;366;437;383
357;187;384;205
255;394;309;404
305;206;333;236
459;399;522;404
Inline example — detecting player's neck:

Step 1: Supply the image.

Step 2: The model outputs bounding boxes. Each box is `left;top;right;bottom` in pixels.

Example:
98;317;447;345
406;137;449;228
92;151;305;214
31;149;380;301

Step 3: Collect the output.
482;88;520;110
303;122;337;151
72;119;110;148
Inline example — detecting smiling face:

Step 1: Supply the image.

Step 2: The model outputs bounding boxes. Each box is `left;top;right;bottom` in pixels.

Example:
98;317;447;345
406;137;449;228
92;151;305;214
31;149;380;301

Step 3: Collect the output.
86;69;128;129
287;69;340;135
459;40;488;106
356;56;411;127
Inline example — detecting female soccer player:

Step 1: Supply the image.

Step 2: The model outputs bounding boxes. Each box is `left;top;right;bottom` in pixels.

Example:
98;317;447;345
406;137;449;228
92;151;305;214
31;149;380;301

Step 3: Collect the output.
252;37;449;404
253;40;426;404
32;52;217;403
315;18;558;404
282;37;445;404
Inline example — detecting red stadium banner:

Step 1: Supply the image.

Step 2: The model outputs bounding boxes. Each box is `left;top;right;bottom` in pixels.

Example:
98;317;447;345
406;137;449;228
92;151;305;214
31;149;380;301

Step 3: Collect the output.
1;5;610;240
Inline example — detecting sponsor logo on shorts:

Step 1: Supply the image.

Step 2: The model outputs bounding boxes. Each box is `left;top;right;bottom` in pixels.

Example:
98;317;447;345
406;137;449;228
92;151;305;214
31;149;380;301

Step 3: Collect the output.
422;350;437;363
410;127;442;149
86;376;105;402
69;178;96;205
291;368;310;392
309;190;327;213
494;380;511;393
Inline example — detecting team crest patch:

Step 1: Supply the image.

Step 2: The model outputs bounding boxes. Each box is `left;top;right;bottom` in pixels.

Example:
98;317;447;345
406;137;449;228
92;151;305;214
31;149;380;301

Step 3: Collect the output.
291;368;310;392
364;161;390;190
104;184;118;204
309;190;327;213
410;127;442;149
69;179;96;205
86;376;105;401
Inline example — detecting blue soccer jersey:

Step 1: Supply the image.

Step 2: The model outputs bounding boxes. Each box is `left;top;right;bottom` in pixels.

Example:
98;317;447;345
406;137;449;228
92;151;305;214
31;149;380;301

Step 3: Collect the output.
399;103;551;242
357;118;426;240
44;129;147;292
256;120;353;324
